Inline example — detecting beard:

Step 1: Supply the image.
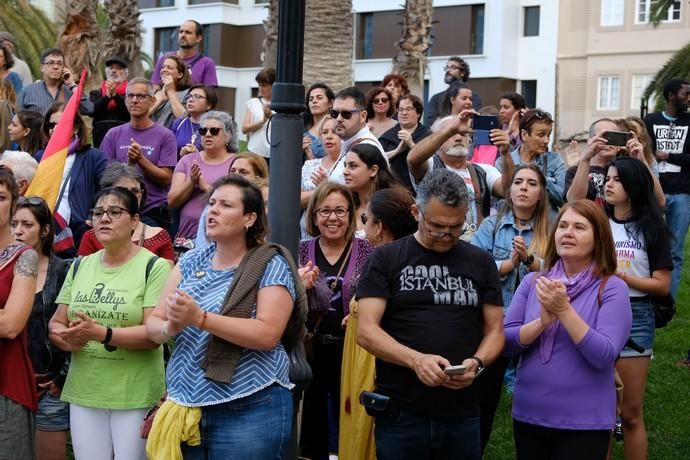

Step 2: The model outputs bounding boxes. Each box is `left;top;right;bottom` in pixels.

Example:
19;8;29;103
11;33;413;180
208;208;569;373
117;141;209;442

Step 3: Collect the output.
445;145;470;157
444;73;459;85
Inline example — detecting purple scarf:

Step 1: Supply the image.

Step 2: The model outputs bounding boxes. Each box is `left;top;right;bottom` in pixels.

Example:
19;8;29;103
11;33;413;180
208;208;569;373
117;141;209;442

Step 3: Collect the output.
539;260;595;363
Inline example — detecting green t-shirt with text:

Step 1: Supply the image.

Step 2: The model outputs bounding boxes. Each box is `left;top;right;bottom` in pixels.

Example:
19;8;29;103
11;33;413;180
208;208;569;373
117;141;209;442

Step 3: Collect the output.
56;249;171;409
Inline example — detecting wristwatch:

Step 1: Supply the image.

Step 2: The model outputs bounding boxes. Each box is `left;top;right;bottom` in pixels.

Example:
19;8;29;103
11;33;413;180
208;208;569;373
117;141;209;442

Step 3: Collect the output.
522;254;535;266
469;356;485;377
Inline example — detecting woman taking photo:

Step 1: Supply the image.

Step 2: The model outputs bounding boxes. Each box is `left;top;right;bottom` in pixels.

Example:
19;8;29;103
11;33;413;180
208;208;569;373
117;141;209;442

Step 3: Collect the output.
0;167;39;460
150;56;192;129
471;164;551;452
8;110;44;159
604;156;672;460
303;83;334;160
343;143;398;237
504;200;632;460
299;182;374;460
49;187;171;460
339;186;417;460
172;84;218;156
365;87;397;138
168;111;237;245
77;163;174;261
145;174;300;458
11;196;70;460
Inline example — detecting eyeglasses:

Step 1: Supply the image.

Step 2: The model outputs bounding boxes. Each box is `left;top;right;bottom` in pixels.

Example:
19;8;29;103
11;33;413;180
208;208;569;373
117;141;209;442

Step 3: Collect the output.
199;127;222;136
373;97;389;104
91;206;130;221
329;109;363;120
125;93;151;101
443;65;461;72
46;122;58;130
419;209;464;238
43;60;64;67
398;106;416;113
315;207;349;218
185;93;207;102
17;196;46;206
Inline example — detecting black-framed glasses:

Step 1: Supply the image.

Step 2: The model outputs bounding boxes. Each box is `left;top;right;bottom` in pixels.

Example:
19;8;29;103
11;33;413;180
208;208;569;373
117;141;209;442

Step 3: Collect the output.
17;196;47;206
444;65;461;72
419;209;464;238
315;207;349;218
91;206;130;221
199;127;222;136
43;60;64;67
46;122;58;130
125;93;150;101
329;109;363;120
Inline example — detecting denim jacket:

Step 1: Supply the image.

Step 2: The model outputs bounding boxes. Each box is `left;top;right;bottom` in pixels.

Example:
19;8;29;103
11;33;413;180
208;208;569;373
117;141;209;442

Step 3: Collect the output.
471;212;534;311
495;148;566;212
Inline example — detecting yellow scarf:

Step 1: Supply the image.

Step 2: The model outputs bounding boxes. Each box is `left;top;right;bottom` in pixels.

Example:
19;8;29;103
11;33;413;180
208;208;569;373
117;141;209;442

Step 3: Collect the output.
146;399;202;460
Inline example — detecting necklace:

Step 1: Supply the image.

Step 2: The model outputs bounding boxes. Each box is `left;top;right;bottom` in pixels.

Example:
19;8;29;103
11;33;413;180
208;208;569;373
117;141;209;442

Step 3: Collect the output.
515;215;530;226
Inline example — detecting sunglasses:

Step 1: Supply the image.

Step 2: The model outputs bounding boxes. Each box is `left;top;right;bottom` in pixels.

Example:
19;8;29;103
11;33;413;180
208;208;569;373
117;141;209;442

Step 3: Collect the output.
373;97;389;104
17;196;46;206
199;127;222;136
329;109;363;120
522;110;553;124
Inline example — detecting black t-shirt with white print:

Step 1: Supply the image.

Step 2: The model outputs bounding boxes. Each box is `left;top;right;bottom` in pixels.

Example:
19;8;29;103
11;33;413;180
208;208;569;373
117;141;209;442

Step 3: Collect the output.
356;234;503;418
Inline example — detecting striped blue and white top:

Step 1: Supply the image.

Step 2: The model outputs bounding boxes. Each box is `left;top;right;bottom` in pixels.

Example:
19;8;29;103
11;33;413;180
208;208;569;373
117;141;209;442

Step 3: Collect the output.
167;245;296;407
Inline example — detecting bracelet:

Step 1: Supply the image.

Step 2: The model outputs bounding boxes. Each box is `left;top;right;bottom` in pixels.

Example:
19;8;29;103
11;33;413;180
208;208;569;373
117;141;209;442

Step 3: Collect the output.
101;327;113;344
199;310;208;330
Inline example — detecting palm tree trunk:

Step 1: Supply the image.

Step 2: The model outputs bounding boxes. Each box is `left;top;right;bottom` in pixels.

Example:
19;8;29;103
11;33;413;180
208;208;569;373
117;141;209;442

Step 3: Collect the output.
57;0;102;92
103;0;145;79
392;0;434;97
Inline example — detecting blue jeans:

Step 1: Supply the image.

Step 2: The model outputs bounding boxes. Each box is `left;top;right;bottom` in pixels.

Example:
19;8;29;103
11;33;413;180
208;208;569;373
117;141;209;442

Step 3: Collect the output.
665;193;690;297
620;297;655;358
375;410;481;460
181;384;293;460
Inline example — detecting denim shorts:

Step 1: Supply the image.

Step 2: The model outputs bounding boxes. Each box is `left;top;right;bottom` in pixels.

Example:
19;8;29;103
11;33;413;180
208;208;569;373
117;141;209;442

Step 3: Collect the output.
619;297;655;358
36;392;69;432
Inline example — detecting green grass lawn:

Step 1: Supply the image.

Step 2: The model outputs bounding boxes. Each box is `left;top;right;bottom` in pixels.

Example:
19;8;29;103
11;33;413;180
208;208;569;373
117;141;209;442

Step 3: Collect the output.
484;237;690;460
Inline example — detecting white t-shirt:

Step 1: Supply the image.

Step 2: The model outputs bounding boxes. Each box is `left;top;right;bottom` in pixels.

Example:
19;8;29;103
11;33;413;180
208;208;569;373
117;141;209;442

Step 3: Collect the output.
245;97;272;158
610;219;650;298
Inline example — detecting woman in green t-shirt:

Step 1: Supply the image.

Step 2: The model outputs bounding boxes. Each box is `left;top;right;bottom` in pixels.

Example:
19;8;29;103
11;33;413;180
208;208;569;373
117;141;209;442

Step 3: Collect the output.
49;187;171;460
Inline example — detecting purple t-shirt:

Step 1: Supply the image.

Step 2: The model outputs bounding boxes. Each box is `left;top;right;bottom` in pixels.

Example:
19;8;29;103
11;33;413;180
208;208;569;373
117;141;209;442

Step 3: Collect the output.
171;117;201;154
504;272;632;430
100;123;178;213
173;152;235;239
151;52;218;87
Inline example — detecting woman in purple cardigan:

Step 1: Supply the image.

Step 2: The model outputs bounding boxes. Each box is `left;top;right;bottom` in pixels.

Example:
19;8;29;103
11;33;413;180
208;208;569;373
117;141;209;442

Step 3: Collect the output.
298;181;374;460
504;199;632;460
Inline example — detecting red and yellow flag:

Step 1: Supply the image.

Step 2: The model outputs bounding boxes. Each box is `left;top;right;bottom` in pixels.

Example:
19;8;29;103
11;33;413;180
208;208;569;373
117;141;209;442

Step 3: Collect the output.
26;68;87;212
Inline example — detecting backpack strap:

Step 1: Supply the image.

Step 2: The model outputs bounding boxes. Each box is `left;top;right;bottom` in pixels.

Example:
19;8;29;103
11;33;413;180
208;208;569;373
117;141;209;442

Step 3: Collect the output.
72;254;159;281
467;163;484;226
597;275;611;308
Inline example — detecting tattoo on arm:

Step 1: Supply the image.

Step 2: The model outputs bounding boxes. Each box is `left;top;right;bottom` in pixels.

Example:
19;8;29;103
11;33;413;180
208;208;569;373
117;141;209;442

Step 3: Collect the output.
14;250;38;279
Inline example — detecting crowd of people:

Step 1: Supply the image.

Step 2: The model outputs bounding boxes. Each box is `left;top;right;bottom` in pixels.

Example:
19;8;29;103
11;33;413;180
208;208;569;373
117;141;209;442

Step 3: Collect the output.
0;21;689;460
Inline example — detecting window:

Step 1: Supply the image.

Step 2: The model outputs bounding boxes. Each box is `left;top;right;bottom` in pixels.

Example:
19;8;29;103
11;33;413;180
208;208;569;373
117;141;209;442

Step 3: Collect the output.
521;80;537;108
471;4;485;54
523;6;540;36
631;74;654;110
636;0;682;24
601;0;624;26
598;76;620;111
358;13;374;59
154;25;211;61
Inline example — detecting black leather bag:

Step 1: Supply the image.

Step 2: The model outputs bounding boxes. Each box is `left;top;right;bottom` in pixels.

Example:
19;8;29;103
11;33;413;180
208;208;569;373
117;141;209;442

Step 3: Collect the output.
359;391;400;421
288;340;312;393
652;294;676;329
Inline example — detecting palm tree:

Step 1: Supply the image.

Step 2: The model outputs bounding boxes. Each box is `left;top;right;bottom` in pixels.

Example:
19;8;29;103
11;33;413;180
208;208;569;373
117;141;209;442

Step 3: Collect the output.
642;0;690;113
0;0;57;79
391;0;434;96
102;0;145;78
263;0;353;91
57;0;102;91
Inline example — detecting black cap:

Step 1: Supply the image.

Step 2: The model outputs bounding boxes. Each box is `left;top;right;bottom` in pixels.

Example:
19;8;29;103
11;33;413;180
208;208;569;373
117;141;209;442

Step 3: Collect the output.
104;55;128;68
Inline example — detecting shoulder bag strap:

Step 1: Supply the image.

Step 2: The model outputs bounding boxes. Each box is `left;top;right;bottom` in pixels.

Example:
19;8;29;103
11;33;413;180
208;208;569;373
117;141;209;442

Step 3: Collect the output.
467;163;483;226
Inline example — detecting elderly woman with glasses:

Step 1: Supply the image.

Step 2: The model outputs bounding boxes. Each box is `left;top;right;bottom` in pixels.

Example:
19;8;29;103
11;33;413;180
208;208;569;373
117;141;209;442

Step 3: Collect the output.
78;163;174;261
495;109;566;215
0;167;39;460
172;84;218;156
168;111;237;248
11;195;70;460
298;182;374;460
49;187;171;460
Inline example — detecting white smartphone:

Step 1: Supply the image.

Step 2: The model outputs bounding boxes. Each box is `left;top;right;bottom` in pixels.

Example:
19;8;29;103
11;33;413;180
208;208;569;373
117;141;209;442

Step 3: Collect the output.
444;364;467;376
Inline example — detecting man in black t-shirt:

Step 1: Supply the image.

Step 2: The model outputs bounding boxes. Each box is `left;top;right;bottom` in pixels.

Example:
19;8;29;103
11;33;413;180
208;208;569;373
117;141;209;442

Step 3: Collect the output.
357;169;504;460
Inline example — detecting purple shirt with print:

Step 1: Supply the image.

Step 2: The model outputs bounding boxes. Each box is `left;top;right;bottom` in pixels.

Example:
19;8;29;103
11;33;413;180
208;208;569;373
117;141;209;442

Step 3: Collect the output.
100;123;178;213
151;52;218;87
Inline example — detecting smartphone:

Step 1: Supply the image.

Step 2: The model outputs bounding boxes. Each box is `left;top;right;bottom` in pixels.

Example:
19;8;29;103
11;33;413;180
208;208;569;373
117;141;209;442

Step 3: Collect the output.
472;115;500;145
444;364;467;376
603;130;632;146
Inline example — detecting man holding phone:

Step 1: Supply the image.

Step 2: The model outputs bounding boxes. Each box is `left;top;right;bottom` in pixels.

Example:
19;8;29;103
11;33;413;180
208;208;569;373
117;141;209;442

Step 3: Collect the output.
357;169;504;460
17;48;93;116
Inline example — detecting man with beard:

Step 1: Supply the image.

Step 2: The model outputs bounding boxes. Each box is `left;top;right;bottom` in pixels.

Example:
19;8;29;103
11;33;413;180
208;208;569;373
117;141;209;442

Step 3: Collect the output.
408;112;509;239
424;57;482;127
151;20;218;90
89;56;131;147
644;78;690;299
332;86;384;155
